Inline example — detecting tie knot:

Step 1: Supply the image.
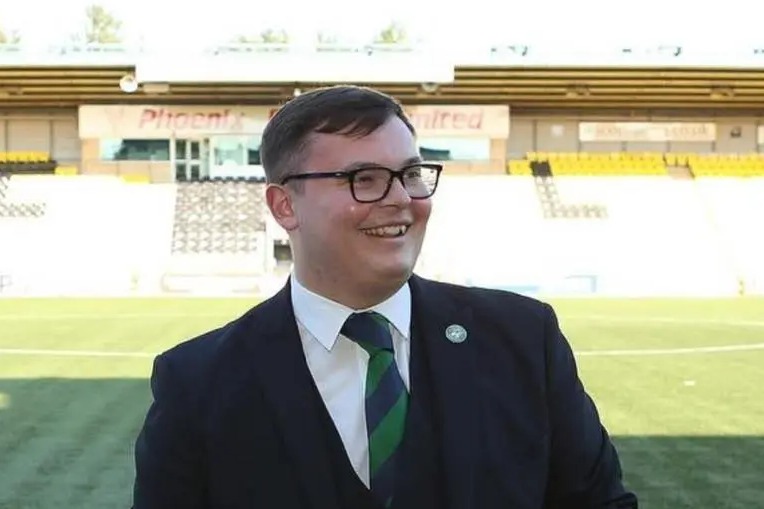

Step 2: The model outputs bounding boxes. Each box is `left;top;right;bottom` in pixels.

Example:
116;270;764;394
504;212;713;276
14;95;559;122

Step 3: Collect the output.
341;311;394;353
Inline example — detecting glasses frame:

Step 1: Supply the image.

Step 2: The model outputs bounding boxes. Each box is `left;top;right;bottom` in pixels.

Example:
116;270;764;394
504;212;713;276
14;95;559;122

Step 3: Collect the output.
279;162;443;203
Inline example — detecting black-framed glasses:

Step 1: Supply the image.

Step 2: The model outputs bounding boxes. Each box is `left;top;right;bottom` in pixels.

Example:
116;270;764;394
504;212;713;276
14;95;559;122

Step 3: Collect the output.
280;162;443;203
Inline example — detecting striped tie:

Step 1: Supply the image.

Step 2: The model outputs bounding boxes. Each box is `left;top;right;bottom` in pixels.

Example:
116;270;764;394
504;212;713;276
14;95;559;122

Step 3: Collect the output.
341;311;409;508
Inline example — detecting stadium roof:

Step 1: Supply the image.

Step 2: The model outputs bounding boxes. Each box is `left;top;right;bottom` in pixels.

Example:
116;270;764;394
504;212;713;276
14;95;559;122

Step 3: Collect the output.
2;43;764;111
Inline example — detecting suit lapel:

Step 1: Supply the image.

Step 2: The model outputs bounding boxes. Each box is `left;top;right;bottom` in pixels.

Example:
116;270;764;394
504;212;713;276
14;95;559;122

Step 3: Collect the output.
244;281;341;509
409;276;478;509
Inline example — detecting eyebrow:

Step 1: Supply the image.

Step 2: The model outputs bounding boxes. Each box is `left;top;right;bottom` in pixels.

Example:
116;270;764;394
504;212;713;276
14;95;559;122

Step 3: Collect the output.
341;156;423;172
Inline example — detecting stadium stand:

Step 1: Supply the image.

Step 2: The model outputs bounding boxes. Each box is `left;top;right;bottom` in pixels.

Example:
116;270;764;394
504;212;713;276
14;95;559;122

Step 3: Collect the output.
693;177;764;293
0;42;761;298
0;173;279;295
513;151;764;179
0;175;172;295
511;156;608;219
418;174;744;297
1;166;759;297
171;179;268;254
677;153;764;177
525;152;669;176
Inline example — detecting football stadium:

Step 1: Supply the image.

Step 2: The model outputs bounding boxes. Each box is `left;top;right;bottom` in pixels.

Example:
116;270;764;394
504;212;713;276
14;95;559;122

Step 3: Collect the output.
1;7;764;508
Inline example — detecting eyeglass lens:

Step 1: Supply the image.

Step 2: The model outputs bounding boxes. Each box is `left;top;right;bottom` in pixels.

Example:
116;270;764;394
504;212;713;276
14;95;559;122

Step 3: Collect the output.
352;165;438;201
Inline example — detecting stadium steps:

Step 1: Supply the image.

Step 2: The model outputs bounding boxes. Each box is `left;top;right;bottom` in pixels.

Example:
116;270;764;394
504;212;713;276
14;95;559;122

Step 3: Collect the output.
0;174;48;219
171;180;267;254
529;161;607;219
666;164;694;179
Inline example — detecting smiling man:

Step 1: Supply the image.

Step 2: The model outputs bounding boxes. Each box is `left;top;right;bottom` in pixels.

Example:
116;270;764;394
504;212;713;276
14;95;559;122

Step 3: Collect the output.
132;85;638;509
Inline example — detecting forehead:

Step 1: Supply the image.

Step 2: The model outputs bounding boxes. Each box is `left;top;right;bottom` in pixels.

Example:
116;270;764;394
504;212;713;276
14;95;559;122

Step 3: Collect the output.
302;116;419;171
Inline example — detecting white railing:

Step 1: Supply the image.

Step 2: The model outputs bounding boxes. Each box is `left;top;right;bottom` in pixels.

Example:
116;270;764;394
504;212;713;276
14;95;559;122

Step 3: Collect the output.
3;41;764;68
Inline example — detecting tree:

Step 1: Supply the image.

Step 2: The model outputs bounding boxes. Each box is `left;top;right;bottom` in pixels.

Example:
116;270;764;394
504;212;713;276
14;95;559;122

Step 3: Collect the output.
316;31;338;45
258;28;289;44
232;34;256;43
83;4;123;44
374;21;408;44
0;26;20;44
232;28;289;44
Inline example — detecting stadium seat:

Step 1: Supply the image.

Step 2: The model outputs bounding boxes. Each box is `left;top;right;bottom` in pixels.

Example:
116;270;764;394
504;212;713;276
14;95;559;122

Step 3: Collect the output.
171;180;268;254
0;151;56;174
507;159;533;175
524;151;668;177
513;151;764;178
121;174;151;184
685;153;764;177
54;165;79;176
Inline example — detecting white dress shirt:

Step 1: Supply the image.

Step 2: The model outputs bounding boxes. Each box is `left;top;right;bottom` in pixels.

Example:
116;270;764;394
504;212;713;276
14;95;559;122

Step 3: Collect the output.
290;274;411;487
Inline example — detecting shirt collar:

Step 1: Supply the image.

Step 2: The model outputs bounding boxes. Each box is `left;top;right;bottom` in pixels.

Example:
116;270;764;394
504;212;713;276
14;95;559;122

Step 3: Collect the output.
290;273;411;352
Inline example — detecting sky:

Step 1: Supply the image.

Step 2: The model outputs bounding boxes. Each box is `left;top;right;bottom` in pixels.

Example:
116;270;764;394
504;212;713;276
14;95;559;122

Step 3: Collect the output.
0;0;763;51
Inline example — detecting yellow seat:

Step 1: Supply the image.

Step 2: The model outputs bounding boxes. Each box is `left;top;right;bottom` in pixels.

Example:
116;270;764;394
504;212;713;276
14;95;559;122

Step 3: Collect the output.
55;166;79;176
685;152;764;177
507;160;532;176
0;151;52;164
536;151;681;176
122;174;151;184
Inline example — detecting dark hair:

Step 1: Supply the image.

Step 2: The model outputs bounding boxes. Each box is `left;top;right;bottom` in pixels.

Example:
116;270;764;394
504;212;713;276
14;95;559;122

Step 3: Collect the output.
260;85;416;184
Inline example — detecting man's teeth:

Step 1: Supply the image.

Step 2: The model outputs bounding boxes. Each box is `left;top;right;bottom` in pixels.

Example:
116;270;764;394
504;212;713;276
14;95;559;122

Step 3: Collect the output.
364;225;409;237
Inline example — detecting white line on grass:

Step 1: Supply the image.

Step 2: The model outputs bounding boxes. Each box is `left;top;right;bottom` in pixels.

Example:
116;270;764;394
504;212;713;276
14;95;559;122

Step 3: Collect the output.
576;342;764;357
0;312;234;321
2;343;764;360
565;314;764;327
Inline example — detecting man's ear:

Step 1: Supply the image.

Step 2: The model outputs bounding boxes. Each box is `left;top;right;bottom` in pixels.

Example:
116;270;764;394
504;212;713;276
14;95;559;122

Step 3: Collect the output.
265;184;298;231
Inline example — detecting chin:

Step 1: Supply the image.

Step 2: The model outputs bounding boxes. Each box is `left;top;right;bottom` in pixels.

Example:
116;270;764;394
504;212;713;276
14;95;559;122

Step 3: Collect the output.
361;248;420;284
373;262;416;284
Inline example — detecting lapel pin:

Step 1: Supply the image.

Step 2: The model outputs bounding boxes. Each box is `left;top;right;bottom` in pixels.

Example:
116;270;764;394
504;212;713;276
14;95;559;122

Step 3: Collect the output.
445;324;468;344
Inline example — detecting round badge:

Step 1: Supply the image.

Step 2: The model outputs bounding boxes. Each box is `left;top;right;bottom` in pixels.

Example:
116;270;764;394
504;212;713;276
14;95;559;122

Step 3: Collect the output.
445;324;468;343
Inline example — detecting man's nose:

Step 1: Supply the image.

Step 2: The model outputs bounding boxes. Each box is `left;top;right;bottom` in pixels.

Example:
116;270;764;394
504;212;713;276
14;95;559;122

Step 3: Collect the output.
382;175;412;206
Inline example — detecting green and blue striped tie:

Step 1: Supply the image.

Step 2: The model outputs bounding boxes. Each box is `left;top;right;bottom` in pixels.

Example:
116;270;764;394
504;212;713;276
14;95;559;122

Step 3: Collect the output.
341;311;409;508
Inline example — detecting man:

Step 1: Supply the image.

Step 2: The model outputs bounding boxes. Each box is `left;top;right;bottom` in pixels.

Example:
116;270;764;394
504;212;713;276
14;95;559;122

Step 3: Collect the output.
132;85;638;509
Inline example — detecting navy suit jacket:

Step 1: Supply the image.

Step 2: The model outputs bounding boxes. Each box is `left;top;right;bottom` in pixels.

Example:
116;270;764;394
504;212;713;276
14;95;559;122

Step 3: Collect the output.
132;275;638;509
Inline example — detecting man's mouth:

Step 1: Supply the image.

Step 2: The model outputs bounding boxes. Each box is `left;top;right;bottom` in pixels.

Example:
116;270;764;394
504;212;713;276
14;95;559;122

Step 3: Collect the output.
362;225;410;238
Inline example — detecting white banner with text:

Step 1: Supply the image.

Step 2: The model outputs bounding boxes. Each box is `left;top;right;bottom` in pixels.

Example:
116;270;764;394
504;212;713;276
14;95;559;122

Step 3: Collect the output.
579;122;716;142
79;104;510;139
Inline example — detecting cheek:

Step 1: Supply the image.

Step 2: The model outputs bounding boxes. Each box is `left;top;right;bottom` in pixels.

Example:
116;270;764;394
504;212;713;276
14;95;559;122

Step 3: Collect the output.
412;200;433;225
346;203;373;225
305;199;370;239
333;200;376;232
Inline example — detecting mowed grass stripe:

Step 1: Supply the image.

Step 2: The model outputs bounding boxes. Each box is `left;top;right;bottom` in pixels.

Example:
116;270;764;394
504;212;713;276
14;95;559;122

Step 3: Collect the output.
0;297;257;319
0;376;149;508
0;314;241;353
548;297;764;322
61;381;148;508
562;321;764;350
618;436;764;509
579;353;764;436
0;377;68;465
580;351;764;509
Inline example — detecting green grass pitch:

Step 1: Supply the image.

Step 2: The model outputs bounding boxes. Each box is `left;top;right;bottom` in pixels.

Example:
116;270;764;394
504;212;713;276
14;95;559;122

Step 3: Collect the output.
1;296;762;508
